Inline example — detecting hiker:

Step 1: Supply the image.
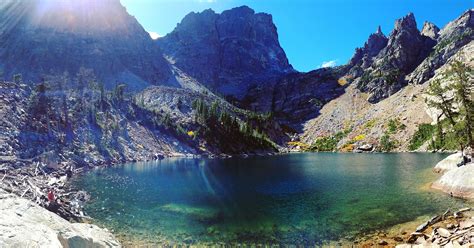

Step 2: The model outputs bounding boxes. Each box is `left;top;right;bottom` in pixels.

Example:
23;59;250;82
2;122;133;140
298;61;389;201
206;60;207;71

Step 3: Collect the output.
47;188;55;203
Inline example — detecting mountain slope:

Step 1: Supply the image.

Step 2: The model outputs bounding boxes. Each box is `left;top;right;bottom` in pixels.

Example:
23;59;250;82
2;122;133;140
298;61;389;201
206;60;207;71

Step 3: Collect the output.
301;10;474;151
0;0;175;91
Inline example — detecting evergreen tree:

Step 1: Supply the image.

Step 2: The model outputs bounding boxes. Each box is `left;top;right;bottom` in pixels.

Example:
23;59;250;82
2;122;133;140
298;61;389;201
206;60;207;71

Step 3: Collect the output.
426;60;473;154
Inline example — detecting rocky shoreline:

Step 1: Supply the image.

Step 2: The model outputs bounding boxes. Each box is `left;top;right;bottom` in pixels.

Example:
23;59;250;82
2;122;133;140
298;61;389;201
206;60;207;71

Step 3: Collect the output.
0;189;120;247
356;152;474;247
431;152;474;199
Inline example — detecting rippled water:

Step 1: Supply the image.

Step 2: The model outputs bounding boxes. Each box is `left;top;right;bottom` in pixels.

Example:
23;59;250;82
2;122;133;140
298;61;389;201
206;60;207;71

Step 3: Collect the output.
72;153;469;245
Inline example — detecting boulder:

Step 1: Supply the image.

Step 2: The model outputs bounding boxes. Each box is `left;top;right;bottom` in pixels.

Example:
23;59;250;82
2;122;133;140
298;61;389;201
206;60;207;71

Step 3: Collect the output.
436;228;451;238
434;152;463;173
358;144;374;152
0;190;120;247
432;163;474;199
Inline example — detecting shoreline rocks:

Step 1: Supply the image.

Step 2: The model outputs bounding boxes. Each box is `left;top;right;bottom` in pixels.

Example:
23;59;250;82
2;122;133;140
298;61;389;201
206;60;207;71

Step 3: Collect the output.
432;162;474;199
431;151;474;199
397;208;474;247
433;152;463;173
0;190;120;247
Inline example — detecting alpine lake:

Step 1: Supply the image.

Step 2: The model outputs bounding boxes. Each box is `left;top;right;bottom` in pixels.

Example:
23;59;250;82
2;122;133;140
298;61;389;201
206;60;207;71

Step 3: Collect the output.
71;153;471;246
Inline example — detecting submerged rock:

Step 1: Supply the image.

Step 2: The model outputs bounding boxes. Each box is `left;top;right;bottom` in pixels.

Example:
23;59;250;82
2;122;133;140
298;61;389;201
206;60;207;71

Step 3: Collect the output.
0;190;120;247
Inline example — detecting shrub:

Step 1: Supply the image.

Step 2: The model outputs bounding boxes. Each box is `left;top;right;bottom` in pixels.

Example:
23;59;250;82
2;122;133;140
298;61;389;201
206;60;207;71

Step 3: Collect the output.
364;119;377;129
310;136;339;151
353;134;365;141
380;133;396;152
287;141;309;150
408;124;435;151
388;119;398;133
309;130;349;152
338;77;348;86
341;143;355;152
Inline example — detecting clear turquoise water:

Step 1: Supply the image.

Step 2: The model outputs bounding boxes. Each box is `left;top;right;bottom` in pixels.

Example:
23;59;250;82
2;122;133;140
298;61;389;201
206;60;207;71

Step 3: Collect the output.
72;153;470;245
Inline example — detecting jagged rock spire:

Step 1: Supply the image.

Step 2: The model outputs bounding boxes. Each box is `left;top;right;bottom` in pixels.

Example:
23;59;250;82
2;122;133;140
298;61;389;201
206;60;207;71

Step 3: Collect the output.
376;25;383;35
348;25;388;67
421;21;440;39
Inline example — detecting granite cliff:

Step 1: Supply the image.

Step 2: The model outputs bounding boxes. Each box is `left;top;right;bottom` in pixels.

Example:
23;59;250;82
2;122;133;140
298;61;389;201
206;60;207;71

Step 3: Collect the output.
157;6;294;99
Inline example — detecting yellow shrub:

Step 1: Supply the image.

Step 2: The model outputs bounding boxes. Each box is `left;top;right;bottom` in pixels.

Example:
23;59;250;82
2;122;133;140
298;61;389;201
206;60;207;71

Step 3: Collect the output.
338;77;348;86
187;131;195;137
287;141;309;149
353;134;366;141
341;143;355;152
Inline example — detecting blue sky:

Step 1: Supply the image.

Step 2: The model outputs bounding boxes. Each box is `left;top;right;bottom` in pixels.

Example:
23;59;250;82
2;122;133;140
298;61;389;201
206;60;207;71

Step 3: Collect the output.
121;0;472;72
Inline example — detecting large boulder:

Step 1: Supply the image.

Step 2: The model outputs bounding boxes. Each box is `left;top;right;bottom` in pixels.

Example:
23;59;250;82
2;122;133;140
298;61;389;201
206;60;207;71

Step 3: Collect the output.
0;190;120;247
433;152;463;173
432;163;474;199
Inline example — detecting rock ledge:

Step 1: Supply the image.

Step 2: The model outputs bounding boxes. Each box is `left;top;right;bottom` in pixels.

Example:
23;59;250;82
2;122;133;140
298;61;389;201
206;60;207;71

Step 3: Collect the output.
0;190;120;248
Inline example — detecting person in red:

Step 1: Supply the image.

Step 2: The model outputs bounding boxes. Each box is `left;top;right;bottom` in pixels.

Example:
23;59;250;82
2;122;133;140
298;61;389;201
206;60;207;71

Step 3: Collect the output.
47;189;55;203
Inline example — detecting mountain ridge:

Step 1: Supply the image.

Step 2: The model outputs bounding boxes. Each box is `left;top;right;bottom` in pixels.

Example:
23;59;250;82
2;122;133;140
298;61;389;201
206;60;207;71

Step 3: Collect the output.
0;2;471;158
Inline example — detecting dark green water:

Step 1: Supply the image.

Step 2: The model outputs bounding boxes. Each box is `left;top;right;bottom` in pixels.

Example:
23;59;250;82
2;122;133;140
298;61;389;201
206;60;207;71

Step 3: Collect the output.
72;153;469;245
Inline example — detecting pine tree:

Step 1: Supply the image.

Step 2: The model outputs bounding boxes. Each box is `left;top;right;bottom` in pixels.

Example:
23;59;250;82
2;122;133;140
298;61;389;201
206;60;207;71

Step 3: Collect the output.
426;60;474;154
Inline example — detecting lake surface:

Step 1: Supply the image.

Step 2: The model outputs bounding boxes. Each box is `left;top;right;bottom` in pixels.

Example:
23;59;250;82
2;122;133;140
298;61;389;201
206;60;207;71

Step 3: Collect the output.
72;153;469;245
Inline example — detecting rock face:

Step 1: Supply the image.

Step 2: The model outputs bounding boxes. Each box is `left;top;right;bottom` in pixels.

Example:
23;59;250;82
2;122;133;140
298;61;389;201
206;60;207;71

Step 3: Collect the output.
421;21;440;40
157;6;294;99
0;190;121;247
242;67;347;131
0;0;175;91
357;13;431;103
408;9;474;85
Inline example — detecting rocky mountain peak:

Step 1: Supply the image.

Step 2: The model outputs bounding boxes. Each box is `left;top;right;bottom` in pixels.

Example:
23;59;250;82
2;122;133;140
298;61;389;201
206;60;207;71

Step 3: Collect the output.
376;25;383;35
157;6;293;99
378;13;424;73
348;25;388;68
0;0;174;90
355;13;430;103
394;12;417;31
421;21;440;39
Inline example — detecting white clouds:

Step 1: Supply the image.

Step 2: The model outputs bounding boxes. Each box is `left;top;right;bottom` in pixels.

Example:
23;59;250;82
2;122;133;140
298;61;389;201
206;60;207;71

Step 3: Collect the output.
320;60;337;68
148;31;162;40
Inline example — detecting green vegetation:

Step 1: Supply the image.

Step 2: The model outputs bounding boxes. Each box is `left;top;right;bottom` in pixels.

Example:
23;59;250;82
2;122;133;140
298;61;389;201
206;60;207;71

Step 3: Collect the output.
359;70;374;88
383;68;401;85
408;124;436;151
378;118;405;152
309;129;350;152
380;132;396;152
425;60;473;153
364;119;377;129
387;118;405;134
192;98;276;153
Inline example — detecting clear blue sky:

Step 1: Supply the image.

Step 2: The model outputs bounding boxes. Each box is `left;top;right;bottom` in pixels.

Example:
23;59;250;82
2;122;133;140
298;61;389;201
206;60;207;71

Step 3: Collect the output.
121;0;472;72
